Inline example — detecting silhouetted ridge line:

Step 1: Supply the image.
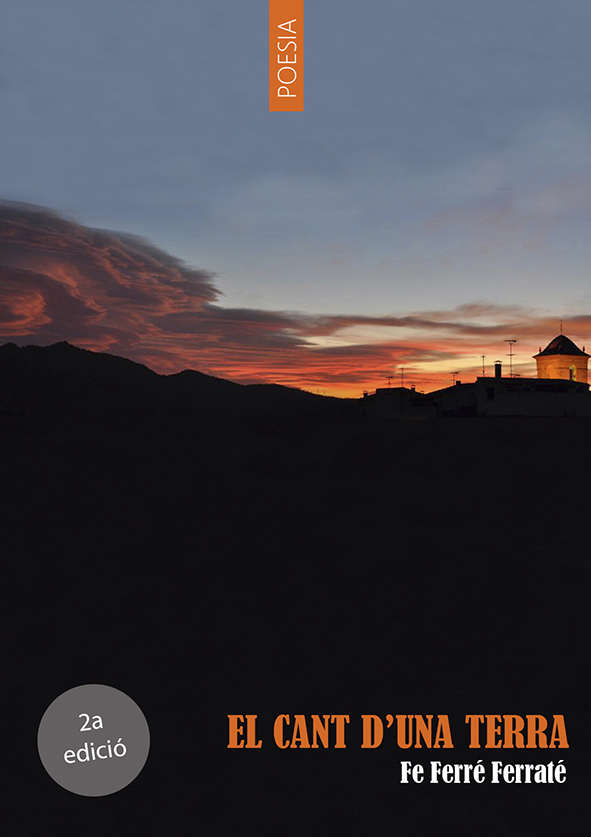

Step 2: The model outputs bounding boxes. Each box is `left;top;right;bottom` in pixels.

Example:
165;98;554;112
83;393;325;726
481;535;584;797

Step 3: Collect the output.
0;341;352;428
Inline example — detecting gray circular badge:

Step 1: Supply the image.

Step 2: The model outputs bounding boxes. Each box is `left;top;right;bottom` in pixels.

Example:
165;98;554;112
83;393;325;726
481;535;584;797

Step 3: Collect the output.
37;684;150;796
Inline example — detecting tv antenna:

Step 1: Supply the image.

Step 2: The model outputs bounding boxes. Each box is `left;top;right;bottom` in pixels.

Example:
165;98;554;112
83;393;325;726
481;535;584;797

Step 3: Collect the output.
386;375;393;387
504;339;517;377
451;371;460;385
400;367;404;387
481;355;486;377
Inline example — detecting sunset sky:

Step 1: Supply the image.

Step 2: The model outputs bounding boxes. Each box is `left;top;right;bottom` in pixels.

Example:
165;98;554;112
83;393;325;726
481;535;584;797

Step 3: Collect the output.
2;1;591;395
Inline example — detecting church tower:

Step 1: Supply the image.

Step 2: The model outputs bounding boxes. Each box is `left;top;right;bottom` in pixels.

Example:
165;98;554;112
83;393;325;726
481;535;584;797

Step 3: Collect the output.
534;334;589;383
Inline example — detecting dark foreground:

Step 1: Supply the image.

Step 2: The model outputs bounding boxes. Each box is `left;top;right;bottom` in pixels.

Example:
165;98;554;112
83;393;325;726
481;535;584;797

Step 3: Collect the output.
1;344;588;835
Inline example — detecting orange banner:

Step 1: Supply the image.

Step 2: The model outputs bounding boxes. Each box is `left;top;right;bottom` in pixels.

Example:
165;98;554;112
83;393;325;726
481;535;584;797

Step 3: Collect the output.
269;1;304;111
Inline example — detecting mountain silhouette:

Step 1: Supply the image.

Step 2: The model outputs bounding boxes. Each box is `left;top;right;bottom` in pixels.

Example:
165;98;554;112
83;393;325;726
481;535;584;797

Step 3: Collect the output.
0;341;352;432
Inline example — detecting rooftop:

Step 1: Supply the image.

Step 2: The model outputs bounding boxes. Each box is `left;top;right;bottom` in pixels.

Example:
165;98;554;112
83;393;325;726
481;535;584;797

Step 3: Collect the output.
534;334;589;357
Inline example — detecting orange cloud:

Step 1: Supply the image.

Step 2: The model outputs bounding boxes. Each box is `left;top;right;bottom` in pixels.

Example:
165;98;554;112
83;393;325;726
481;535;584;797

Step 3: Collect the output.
1;202;588;396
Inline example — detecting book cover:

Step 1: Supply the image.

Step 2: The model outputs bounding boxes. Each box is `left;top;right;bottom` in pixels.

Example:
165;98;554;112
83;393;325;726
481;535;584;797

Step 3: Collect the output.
0;2;587;833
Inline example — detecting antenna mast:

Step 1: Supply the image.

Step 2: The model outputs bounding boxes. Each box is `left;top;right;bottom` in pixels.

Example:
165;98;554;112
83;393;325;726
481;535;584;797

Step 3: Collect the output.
504;339;517;378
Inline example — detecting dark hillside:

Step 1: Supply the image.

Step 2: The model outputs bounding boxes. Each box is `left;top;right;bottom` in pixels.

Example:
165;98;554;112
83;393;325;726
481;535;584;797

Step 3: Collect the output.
0;343;587;835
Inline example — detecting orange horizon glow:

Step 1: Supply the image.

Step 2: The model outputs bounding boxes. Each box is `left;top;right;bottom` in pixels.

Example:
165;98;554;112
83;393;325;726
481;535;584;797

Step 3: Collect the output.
2;204;590;399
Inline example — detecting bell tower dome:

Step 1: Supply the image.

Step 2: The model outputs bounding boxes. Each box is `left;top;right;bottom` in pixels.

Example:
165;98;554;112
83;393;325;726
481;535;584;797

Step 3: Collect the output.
534;334;589;382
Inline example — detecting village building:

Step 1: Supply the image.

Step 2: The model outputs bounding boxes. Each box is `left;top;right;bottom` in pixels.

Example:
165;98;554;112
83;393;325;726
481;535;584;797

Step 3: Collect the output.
363;334;591;418
533;334;589;383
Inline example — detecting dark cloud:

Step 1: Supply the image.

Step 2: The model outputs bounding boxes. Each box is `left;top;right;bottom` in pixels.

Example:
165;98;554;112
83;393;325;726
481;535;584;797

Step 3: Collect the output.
0;201;219;351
